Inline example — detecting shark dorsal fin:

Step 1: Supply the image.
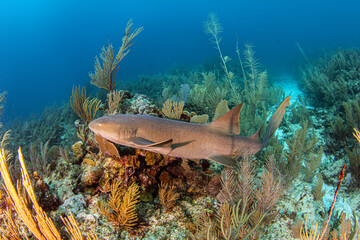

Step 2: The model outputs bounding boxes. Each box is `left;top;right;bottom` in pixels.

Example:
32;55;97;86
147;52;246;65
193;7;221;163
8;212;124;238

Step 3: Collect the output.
207;103;243;135
249;128;261;143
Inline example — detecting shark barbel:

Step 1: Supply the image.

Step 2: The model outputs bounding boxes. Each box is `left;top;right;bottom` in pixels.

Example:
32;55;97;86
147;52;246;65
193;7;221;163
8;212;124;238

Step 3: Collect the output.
89;96;290;167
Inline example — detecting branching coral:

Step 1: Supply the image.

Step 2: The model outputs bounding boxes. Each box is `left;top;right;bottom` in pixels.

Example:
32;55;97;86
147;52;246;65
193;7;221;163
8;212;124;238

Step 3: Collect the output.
107;90;124;115
89;19;143;92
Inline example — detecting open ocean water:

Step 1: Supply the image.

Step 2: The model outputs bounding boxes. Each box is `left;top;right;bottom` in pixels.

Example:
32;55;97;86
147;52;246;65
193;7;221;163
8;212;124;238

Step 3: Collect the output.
1;0;359;121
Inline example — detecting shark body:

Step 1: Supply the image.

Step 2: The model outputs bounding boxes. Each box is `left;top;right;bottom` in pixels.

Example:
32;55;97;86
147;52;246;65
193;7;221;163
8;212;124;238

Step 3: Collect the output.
89;96;290;167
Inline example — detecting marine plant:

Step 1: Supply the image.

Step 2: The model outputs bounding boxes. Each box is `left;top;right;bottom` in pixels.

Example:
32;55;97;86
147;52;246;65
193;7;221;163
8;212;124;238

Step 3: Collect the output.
300;164;348;240
329;92;360;156
201;14;283;136
0;145;98;239
28;140;52;177
6;103;75;160
89;19;143;92
301;48;360;107
192;155;284;239
70;85;102;124
346;128;360;184
61;213;99;240
98;180;140;231
94;133;120;159
278;121;322;185
344;95;360;135
125;71;198;105
188;71;228;115
290;96;313;125
204;13;240;103
312;173;326;202
158;183;180;212
242;43;267;105
107;89;125;115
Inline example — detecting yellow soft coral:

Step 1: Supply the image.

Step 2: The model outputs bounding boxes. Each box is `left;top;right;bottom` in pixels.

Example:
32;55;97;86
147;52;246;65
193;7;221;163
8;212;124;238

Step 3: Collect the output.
99;181;140;230
0;146;98;239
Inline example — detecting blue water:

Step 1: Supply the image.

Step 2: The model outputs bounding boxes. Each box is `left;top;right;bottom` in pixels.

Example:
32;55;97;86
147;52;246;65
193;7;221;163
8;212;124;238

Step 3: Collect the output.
0;0;359;121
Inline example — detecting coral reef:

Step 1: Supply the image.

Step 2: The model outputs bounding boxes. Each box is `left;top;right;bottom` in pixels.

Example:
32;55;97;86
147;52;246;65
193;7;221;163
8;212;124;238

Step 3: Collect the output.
3;16;360;240
99;181;140;231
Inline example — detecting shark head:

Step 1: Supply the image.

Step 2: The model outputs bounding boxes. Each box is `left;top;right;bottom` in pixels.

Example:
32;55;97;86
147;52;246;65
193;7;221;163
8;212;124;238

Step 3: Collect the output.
89;116;121;142
89;115;139;144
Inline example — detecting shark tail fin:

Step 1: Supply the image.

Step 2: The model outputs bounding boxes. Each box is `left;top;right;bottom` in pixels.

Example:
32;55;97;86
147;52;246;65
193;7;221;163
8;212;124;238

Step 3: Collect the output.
262;96;291;144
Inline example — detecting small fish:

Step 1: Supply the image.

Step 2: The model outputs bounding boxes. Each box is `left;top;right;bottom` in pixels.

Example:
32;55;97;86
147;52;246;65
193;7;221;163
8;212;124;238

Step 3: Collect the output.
89;97;290;167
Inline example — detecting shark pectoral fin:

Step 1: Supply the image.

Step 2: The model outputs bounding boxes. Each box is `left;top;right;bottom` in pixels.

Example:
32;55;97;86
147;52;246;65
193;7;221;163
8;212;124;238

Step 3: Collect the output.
129;137;173;155
129;137;156;146
207;155;237;167
146;139;173;155
95;134;120;158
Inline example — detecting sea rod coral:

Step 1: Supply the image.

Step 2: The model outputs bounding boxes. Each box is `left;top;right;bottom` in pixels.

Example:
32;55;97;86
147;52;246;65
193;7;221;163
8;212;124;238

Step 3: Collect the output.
0;144;98;239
